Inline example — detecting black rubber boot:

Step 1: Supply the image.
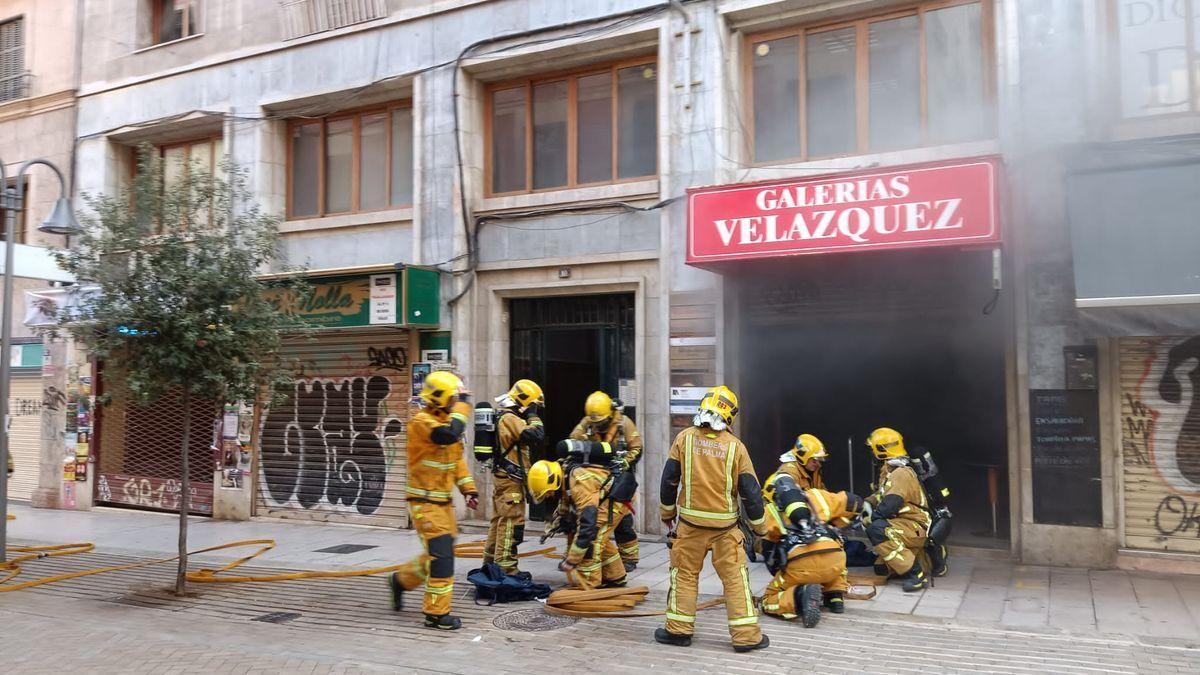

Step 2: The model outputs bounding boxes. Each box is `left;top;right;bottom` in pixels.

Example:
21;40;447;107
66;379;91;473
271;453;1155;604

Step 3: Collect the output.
654;628;692;647
623;560;637;573
387;572;403;612
929;543;949;577
601;577;628;589
823;591;846;614
424;613;463;630
794;584;822;628
733;634;770;653
902;561;928;592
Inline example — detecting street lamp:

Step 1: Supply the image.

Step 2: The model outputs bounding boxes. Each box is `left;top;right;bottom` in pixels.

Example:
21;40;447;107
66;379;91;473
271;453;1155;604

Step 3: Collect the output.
0;158;80;562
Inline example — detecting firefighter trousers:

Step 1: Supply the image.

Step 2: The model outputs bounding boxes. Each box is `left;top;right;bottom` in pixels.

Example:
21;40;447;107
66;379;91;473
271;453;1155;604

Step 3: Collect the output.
760;549;848;620
614;497;639;566
571;502;627;590
484;475;525;574
867;517;928;576
395;501;457;616
665;521;761;648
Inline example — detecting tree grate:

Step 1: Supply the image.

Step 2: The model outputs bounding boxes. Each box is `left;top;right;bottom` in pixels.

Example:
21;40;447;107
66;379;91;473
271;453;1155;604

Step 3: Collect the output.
492;608;577;632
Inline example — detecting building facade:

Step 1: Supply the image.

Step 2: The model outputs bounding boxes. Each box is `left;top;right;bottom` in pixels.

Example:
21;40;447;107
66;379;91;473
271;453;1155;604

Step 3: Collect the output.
0;0;80;507
66;0;1200;570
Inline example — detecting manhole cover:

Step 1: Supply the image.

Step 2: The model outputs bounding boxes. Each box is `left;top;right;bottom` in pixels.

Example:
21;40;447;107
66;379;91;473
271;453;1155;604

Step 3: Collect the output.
493;608;576;632
314;544;378;554
252;611;302;624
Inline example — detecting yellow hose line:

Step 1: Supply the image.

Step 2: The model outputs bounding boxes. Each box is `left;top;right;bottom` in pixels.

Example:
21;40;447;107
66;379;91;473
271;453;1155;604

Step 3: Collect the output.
0;537;562;593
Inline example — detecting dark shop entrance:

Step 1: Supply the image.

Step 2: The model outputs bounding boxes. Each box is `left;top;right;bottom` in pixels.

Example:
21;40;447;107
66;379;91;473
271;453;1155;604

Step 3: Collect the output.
510;293;635;516
734;247;1010;548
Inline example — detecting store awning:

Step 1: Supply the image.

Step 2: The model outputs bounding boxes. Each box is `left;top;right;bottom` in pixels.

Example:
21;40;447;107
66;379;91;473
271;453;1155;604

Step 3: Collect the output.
0;242;75;282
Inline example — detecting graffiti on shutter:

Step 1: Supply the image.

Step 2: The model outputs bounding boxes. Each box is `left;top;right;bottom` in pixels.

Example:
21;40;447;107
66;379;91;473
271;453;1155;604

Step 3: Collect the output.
256;330;412;527
1119;336;1200;553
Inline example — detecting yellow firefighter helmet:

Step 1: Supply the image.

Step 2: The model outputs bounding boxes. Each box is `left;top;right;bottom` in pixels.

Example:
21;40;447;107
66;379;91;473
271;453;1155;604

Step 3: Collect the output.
795;434;828;464
526;460;564;503
762;471;781;504
867;427;907;460
419;371;462;409
500;379;545;409
698;385;739;425
585;391;615;423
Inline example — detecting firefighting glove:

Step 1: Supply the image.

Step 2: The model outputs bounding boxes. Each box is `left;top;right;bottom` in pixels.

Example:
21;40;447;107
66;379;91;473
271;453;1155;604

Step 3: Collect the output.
859;501;873;527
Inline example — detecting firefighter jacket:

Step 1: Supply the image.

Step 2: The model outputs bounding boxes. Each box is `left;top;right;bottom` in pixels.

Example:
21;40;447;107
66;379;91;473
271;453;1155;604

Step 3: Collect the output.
406;401;477;504
568;413;643;467
490;410;544;479
764;487;857;559
868;463;930;529
564;464;615;566
776;457;825;490
660;426;765;532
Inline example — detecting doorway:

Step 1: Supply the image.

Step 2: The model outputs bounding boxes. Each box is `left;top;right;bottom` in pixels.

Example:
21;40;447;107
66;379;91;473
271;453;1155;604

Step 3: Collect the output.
509;294;635;517
735;248;1010;548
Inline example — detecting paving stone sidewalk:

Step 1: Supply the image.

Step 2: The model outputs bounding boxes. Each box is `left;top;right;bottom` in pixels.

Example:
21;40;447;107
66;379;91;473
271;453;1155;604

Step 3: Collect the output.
4;544;1200;674
8;502;1200;641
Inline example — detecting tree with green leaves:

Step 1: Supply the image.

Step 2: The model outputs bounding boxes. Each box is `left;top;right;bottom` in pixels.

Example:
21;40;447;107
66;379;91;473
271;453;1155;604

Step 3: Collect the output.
53;145;307;595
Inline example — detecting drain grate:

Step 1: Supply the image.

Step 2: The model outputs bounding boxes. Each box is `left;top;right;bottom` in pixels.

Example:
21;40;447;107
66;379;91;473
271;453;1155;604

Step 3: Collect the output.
252;611;302;624
314;544;378;554
493;608;577;632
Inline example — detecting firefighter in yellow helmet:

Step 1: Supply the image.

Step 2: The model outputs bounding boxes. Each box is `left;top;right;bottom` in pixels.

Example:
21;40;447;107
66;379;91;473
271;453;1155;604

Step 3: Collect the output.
528;439;627;589
390;370;479;630
569;391;643;571
657;386;769;653
775;433;827;490
864;427;931;592
758;473;864;627
478;379;545;575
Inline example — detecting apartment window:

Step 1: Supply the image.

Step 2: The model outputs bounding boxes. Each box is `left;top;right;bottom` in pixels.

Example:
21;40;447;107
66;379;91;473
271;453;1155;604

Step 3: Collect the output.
486;58;658;196
0;179;27;244
158;137;224;189
153;0;201;45
0;17;25;103
1116;0;1199;117
748;1;991;163
288;104;414;219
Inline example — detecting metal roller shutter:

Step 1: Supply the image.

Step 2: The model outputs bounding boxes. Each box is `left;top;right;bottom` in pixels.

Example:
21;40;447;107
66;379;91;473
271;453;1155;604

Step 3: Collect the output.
1119;336;1200;554
96;376;217;515
255;329;414;528
7;374;42;501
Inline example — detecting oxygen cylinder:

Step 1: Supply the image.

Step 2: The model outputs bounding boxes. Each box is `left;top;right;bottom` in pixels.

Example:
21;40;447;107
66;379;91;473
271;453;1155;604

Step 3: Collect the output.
473;401;496;463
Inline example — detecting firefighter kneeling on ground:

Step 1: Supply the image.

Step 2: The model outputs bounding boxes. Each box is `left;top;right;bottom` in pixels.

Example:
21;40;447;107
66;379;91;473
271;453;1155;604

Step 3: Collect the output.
776;433;828;490
476;379;545;576
527;438;631;589
864;427;932;592
657;385;769;653
758;473;863;627
390;371;479;630
569;391;643;571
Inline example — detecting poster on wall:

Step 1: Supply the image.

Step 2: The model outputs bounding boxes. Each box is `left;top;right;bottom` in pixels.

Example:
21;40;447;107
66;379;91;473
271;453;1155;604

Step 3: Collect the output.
411;362;432;399
1121;336;1200;552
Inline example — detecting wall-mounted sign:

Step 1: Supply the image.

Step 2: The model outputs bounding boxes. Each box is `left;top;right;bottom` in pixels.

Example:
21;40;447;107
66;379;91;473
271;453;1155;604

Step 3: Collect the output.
1029;389;1102;527
687;157;1002;264
670;386;709;415
263;267;440;329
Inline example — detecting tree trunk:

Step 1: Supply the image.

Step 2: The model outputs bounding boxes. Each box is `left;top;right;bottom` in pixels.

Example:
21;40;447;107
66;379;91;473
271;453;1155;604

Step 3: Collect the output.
175;389;192;596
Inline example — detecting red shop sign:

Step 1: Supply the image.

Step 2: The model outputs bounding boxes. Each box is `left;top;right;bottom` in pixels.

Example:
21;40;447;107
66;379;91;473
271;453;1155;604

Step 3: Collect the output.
687;157;1001;264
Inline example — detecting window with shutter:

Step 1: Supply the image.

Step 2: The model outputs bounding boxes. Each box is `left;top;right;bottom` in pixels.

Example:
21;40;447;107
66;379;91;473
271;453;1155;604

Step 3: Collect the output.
0;17;25;103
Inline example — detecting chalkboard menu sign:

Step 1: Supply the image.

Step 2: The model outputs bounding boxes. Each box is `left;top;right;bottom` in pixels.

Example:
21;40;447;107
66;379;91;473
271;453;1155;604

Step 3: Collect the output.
1030;389;1102;526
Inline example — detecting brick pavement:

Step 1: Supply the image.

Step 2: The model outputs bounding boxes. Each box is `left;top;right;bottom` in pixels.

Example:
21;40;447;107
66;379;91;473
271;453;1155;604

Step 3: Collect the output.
4;544;1200;674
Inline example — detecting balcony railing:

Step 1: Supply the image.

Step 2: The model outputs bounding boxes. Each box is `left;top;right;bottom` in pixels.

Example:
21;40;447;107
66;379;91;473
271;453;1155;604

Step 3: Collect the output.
280;0;389;40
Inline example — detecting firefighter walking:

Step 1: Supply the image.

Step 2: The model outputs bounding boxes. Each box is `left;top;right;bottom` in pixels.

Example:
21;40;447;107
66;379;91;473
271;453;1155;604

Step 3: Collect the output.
865;427;932;592
759;474;864;627
389;371;479;630
568;391;643;570
657;386;769;653
476;379;545;576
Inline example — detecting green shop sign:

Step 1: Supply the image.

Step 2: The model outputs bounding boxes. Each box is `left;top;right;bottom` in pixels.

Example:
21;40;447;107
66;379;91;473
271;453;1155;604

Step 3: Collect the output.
265;266;440;328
